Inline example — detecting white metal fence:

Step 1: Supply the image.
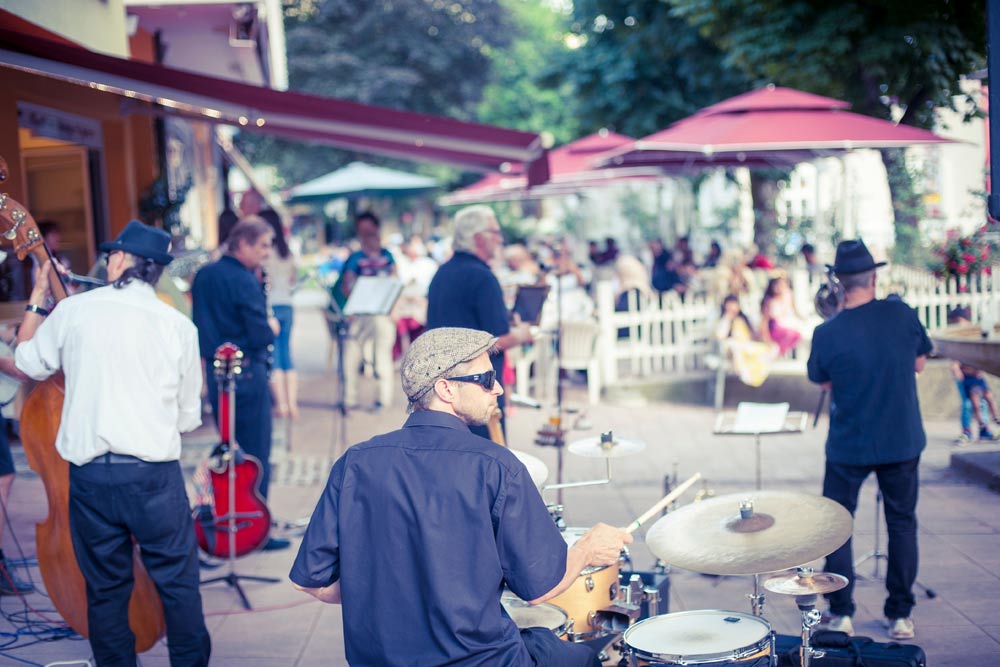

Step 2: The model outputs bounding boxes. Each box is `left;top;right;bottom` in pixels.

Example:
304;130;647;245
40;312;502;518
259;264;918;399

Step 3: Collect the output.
594;265;1000;385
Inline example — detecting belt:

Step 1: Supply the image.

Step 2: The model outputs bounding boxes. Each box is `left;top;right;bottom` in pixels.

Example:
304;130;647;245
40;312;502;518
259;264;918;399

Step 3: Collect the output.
88;452;146;465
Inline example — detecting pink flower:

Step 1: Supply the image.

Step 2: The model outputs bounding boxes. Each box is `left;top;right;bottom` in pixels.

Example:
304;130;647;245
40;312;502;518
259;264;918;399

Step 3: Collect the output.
987;266;993;276
959;285;969;292
957;264;969;274
963;252;977;263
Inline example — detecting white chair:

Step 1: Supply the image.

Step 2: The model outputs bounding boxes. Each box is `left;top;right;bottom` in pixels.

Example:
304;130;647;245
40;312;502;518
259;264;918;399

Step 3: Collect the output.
557;321;602;404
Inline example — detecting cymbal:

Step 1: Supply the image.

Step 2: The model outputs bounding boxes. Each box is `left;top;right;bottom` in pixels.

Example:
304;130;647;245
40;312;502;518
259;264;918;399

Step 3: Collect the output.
568;432;646;459
644;491;853;575
764;570;849;596
511;449;548;488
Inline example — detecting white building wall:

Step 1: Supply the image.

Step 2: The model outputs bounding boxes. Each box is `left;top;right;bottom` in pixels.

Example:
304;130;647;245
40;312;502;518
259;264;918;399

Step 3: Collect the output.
2;0;129;56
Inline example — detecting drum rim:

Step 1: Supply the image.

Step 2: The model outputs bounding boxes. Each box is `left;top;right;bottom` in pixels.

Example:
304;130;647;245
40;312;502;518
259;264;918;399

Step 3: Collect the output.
623;610;772;662
501;594;570;637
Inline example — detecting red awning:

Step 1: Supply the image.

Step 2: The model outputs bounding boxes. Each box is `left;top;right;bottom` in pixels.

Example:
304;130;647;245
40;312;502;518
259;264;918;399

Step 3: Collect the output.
440;130;661;205
596;85;951;171
0;20;545;176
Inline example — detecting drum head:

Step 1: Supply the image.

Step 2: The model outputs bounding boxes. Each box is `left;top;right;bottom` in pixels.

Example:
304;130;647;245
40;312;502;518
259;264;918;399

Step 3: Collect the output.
501;593;568;636
624;610;771;662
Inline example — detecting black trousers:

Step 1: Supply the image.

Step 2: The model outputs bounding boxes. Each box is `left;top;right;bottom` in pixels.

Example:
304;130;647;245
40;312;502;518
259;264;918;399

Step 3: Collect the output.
206;361;273;498
69;459;211;666
822;456;920;619
520;628;601;667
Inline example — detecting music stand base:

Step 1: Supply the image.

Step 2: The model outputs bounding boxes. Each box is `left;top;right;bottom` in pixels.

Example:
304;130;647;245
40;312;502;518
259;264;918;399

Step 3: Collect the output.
201;571;280;610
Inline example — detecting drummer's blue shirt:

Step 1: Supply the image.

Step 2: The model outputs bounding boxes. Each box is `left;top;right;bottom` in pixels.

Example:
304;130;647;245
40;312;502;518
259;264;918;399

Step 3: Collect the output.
289;410;566;666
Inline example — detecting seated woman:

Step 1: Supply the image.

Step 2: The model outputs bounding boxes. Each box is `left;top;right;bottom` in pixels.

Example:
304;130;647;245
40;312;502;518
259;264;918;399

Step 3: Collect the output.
715;294;775;387
759;275;802;357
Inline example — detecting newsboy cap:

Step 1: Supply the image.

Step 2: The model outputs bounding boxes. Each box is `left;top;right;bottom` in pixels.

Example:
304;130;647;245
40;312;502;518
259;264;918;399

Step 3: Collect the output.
400;327;497;402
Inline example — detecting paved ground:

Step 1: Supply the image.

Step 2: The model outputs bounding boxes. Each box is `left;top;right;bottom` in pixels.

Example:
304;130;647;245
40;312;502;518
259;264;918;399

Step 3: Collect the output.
2;298;999;666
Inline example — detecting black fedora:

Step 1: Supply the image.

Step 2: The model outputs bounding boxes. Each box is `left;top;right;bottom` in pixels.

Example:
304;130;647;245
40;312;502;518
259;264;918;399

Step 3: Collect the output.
98;221;174;265
827;239;886;275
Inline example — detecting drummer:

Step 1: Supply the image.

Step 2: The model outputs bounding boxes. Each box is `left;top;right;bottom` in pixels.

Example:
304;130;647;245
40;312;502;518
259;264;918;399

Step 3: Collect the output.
291;327;631;666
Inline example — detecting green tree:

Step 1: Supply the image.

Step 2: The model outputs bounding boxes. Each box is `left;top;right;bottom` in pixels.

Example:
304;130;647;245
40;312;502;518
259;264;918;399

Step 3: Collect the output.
238;0;514;187
476;0;580;146
547;1;752;137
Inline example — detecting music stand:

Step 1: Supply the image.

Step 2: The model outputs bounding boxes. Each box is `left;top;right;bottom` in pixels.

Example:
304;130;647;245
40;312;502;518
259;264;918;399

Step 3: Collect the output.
714;402;807;490
329;277;403;457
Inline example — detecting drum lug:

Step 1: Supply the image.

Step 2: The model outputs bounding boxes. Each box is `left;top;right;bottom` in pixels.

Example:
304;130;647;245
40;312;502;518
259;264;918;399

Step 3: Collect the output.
585;575;595;593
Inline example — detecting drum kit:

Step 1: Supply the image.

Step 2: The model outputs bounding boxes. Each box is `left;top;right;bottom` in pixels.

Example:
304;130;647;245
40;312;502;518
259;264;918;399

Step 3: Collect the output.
507;432;855;667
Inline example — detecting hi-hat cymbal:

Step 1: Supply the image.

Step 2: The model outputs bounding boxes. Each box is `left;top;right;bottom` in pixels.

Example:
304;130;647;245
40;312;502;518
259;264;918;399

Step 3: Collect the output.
568;432;646;458
764;570;849;596
511;450;548;488
645;491;853;576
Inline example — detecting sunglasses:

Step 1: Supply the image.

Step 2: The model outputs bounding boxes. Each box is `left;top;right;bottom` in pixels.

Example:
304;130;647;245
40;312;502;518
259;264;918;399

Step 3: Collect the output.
444;369;497;391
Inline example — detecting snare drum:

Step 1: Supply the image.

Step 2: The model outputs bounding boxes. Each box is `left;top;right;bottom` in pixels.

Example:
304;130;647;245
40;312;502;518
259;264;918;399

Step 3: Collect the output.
549;527;621;641
623;610;772;666
501;592;570;638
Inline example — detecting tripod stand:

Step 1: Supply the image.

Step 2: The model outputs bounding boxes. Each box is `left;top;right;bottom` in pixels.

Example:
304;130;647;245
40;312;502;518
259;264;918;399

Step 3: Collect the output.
854;488;937;598
199;344;278;609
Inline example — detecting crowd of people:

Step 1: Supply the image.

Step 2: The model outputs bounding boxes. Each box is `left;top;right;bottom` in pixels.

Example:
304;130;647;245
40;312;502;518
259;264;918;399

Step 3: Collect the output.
0;194;984;665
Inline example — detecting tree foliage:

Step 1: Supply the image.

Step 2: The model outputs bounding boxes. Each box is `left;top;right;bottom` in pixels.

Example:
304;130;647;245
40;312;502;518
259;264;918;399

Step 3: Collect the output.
545;1;752;138
476;0;581;146
237;0;514;187
670;0;985;128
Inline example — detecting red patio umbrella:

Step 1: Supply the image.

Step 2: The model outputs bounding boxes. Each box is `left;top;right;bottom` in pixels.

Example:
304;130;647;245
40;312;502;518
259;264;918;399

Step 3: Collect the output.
440;130;661;205
595;85;951;171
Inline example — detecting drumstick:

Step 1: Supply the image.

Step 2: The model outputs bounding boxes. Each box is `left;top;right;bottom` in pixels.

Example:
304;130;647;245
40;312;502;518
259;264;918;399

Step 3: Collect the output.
625;473;701;535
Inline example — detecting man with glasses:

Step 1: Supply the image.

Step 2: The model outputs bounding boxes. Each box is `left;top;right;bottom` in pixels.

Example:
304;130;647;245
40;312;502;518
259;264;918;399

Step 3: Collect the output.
12;221;211;665
291;327;629;666
426;205;533;440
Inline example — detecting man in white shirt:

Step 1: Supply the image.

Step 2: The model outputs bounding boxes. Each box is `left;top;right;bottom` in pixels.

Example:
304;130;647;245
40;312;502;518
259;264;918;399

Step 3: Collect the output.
13;221;210;666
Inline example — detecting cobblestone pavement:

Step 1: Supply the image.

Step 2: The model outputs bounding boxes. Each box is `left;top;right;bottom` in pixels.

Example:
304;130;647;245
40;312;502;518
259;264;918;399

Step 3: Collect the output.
2;301;999;666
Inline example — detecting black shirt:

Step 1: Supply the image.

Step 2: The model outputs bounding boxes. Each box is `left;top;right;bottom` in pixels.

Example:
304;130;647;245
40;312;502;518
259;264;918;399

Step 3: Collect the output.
807;298;932;465
191;255;275;364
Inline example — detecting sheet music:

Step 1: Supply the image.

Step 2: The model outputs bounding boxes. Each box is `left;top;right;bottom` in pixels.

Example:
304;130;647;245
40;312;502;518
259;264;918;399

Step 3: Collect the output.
730;402;791;434
344;276;404;316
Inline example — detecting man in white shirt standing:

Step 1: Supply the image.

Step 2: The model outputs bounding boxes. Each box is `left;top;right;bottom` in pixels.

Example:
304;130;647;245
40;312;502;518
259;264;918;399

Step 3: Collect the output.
14;221;210;666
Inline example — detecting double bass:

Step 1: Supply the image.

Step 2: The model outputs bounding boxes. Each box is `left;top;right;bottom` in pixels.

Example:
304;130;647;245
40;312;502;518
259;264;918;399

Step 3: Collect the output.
193;342;271;557
0;173;166;650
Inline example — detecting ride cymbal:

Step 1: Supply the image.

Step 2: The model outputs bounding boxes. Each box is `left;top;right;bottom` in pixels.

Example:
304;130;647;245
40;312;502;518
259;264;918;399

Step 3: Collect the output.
568;432;646;459
644;491;853;575
764;570;849;596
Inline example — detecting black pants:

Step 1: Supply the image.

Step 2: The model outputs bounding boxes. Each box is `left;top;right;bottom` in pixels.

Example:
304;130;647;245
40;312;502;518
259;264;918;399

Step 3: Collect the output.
822;456;920;619
69;459;211;666
520;628;601;667
206;362;273;498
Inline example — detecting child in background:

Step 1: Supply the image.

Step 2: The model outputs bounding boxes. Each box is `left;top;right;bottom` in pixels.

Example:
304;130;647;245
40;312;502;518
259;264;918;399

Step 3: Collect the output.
947;306;998;443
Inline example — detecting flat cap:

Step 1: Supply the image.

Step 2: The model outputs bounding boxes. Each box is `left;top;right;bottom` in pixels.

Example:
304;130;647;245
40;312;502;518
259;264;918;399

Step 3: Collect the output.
401;327;497;402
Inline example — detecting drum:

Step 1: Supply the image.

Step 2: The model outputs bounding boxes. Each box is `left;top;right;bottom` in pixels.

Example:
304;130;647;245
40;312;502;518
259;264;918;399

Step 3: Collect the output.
623;610;772;666
511;449;548;488
549;527;621;641
501;592;570;638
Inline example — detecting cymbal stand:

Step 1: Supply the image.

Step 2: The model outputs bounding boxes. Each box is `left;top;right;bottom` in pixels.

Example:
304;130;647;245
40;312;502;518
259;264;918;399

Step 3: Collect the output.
329;310;350;460
794;592;825;667
749;574;766;617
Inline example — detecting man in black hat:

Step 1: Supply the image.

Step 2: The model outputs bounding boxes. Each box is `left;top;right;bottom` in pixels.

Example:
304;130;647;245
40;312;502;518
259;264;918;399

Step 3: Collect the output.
807;239;931;641
12;220;211;665
290;327;629;667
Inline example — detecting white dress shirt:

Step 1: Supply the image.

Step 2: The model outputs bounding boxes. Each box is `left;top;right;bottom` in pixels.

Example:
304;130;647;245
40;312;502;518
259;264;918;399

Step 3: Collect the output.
16;281;202;466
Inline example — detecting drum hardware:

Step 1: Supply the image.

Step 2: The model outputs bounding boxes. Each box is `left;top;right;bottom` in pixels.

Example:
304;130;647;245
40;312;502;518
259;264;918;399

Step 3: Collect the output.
546;503;566;530
534;416;567;504
541;431;647;495
694;478;716;502
765;567;848;667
